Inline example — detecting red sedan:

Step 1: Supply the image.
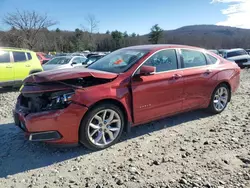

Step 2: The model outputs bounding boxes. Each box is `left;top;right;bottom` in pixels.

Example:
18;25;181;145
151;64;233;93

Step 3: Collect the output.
36;52;52;64
13;45;240;150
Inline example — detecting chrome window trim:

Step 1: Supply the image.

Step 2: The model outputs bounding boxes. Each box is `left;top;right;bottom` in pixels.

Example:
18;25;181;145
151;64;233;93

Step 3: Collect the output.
132;48;219;77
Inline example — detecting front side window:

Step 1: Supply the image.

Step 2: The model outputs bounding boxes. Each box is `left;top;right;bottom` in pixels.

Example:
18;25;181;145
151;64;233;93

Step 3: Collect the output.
143;49;178;72
80;57;87;64
13;52;27;62
72;57;81;64
0;50;11;63
181;49;207;68
88;49;149;73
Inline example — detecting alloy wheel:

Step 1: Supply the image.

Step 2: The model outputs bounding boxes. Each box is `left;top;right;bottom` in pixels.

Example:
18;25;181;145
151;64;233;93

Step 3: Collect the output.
213;86;228;111
87;109;122;146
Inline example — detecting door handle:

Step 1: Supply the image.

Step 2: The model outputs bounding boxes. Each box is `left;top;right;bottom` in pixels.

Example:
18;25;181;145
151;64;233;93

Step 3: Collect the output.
25;64;31;67
204;69;212;74
6;65;12;68
172;74;182;79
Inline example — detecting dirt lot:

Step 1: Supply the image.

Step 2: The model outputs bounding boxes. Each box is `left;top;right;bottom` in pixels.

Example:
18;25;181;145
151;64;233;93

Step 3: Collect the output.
0;70;249;188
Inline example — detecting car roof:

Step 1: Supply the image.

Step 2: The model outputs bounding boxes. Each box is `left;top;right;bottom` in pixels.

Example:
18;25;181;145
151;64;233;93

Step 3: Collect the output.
225;48;245;53
0;47;33;52
122;44;204;51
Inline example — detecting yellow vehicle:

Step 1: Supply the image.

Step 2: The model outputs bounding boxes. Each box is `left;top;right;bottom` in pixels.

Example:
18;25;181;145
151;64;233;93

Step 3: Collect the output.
0;47;43;87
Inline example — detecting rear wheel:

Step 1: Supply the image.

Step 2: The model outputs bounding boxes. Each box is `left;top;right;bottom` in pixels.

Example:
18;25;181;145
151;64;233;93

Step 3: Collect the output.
207;84;229;114
79;103;124;150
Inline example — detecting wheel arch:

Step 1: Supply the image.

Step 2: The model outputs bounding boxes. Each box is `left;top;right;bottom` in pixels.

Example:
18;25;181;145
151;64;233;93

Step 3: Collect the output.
29;69;43;75
78;98;131;139
214;81;232;102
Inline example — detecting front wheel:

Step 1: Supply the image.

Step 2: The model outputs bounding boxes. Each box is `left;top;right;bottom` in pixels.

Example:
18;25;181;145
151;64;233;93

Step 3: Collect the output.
207;84;229;114
79;103;125;150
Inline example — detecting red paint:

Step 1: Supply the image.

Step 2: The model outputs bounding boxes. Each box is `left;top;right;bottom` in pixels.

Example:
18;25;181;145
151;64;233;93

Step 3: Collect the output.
15;45;241;144
23;68;118;83
36;52;51;64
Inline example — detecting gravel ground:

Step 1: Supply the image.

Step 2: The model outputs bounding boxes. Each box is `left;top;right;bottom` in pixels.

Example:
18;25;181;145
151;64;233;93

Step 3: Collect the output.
0;69;249;188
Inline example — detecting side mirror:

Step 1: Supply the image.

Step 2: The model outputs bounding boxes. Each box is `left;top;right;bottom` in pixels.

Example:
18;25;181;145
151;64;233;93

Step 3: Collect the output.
138;65;156;76
71;62;77;66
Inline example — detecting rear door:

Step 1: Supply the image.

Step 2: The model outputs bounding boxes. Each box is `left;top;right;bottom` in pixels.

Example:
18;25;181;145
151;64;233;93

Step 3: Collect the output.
0;50;14;86
13;51;31;82
131;49;184;124
180;49;218;110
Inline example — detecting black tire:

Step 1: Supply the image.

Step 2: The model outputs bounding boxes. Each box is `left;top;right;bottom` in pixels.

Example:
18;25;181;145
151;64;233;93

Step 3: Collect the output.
207;83;229;114
79;103;125;150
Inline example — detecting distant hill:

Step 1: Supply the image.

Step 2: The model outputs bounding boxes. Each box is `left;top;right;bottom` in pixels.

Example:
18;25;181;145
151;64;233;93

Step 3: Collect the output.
166;25;250;36
149;25;250;49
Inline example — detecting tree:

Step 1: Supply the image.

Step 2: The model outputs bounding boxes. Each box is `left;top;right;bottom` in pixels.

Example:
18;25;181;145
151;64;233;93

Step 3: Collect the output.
123;31;128;38
83;14;99;34
148;24;163;44
111;30;123;49
82;14;100;50
106;30;110;35
131;32;136;37
3;10;57;49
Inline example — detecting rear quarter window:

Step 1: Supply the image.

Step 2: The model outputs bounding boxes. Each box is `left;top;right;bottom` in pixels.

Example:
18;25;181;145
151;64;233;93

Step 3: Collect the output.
13;52;27;62
207;54;218;64
27;53;32;60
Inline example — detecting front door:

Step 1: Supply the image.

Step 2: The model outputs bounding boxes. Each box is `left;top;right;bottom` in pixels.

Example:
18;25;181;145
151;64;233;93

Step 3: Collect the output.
131;49;184;124
0;50;14;86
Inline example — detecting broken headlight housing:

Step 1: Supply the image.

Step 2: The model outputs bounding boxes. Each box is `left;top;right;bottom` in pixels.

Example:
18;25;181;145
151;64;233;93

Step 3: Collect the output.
46;90;75;110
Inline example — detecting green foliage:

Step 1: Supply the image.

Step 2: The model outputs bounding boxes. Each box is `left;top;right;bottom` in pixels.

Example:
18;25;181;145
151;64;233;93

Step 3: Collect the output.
149;24;163;44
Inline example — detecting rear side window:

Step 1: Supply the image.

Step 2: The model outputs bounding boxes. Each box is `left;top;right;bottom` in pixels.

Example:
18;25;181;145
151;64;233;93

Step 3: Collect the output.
13;52;27;62
207;54;218;64
0;51;11;63
27;53;32;60
181;49;207;68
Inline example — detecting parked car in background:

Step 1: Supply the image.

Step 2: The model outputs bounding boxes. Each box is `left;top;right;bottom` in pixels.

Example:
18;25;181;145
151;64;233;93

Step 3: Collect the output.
245;49;250;55
0;47;43;87
218;49;228;57
71;52;87;58
85;54;105;65
42;56;86;71
36;52;53;64
208;49;219;55
223;48;250;68
14;44;240;150
55;53;70;57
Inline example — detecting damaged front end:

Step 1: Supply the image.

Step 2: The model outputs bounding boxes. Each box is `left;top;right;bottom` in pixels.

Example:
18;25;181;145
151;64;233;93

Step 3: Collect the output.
13;68;118;143
19;89;75;114
18;76;114;114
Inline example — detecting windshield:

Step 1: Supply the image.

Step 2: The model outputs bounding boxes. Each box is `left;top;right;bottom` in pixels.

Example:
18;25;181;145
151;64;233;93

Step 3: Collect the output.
45;57;72;65
88;49;149;73
227;50;247;58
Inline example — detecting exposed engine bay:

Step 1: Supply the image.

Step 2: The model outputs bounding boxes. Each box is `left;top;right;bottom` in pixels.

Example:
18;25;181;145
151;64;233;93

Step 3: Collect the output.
19;77;113;113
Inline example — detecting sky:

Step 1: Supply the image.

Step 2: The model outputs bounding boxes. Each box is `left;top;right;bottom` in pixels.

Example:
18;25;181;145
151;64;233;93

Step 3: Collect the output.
0;0;249;34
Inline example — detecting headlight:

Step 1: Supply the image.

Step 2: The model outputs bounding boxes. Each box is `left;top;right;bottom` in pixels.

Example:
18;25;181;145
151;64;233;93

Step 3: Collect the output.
53;92;74;104
46;90;75;110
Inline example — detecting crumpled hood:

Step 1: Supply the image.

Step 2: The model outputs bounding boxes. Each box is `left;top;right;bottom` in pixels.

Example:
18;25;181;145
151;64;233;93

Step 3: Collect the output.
23;68;118;83
227;54;250;61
